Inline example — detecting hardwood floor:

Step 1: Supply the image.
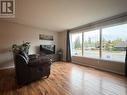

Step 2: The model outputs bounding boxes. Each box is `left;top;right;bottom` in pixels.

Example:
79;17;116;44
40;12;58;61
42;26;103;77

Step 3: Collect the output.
0;62;127;95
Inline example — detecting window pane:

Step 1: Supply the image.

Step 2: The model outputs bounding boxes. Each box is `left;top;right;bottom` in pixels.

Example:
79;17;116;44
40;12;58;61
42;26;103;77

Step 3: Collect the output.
83;30;100;58
71;33;82;56
102;24;127;62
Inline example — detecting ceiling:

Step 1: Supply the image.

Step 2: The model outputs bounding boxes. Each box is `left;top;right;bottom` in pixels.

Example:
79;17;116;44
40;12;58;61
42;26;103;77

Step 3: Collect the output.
8;0;127;32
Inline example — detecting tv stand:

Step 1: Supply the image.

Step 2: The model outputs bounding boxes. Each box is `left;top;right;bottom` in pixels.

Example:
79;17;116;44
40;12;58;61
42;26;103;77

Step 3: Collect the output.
39;54;60;62
46;54;60;62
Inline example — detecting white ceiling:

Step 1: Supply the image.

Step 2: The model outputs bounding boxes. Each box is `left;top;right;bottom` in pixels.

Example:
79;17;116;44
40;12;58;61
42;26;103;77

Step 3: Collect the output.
10;0;127;32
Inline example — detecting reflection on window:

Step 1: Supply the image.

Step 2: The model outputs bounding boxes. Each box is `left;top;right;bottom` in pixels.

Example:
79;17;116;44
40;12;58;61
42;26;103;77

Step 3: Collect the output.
102;24;127;62
83;30;100;58
71;33;82;56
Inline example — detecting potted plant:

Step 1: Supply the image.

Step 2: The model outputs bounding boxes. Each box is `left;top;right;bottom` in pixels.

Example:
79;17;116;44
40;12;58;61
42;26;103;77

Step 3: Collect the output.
12;41;31;54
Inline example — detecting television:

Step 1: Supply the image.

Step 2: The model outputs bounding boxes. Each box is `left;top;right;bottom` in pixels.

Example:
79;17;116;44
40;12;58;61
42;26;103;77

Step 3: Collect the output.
40;45;55;54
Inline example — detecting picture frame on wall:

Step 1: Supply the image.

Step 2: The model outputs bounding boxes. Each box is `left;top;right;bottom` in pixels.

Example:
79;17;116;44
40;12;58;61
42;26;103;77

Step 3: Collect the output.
39;34;53;41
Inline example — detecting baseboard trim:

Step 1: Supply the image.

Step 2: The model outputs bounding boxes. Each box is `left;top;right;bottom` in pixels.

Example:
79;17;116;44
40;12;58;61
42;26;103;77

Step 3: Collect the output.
72;61;125;75
0;66;14;70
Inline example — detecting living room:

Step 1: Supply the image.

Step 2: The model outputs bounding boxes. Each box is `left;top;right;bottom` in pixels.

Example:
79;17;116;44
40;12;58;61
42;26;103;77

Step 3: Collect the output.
0;0;127;95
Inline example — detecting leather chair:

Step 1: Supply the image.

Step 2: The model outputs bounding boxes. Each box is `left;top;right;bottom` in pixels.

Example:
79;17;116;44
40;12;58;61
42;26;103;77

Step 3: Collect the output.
13;51;51;85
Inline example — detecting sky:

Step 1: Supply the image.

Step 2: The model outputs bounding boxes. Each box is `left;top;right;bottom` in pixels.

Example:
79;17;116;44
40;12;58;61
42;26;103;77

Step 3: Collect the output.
102;23;127;41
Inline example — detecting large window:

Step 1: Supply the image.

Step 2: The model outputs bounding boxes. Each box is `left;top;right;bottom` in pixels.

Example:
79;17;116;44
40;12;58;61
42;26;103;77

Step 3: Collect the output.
102;24;127;62
70;23;127;62
83;30;100;58
71;33;82;56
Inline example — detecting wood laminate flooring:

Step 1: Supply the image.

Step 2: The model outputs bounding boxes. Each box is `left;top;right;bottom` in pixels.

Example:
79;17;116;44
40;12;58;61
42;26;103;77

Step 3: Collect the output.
0;62;127;95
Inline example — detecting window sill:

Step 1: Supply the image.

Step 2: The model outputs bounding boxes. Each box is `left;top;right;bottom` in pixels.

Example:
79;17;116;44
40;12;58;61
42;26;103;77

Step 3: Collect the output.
72;55;125;64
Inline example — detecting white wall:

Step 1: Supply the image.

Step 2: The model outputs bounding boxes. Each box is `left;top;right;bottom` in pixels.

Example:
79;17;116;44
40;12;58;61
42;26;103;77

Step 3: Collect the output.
58;31;67;61
0;21;58;69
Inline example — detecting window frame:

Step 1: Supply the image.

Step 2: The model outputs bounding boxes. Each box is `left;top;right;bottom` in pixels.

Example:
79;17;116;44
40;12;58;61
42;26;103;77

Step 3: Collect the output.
70;23;127;63
70;32;83;56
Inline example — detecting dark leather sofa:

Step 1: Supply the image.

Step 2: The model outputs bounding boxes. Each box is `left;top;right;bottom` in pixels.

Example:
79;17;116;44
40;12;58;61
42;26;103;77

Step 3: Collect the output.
13;51;51;85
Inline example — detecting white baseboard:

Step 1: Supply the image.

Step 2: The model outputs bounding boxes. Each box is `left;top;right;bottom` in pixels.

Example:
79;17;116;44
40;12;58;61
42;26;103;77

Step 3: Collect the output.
72;61;125;75
0;66;14;70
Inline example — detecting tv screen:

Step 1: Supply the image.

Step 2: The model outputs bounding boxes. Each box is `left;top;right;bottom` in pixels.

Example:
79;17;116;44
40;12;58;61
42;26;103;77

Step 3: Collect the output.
40;45;55;54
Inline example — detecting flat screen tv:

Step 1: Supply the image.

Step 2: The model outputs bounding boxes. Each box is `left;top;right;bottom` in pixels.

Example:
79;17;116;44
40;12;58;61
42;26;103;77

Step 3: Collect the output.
40;45;55;54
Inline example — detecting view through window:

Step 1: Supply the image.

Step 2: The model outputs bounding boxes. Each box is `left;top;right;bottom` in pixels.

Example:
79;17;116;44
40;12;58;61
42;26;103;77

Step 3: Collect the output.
102;24;127;62
70;23;127;62
83;30;100;58
71;33;82;56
